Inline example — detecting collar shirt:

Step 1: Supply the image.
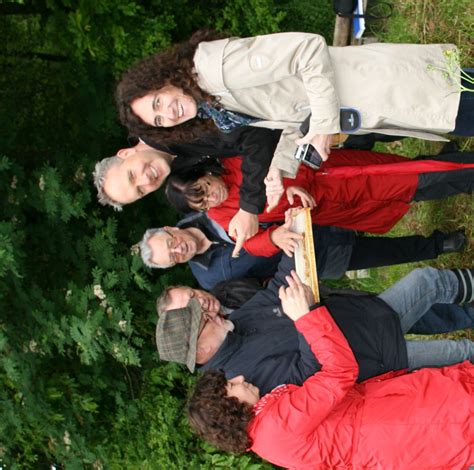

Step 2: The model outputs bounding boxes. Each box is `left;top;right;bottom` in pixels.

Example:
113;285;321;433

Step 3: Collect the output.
177;213;281;290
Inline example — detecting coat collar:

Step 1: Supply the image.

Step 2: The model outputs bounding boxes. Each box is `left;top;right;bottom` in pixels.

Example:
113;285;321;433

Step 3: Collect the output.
193;38;230;95
198;331;243;371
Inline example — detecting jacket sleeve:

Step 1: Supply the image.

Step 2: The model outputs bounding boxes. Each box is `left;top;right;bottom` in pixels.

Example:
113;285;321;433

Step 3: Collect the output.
242;225;281;258
263;307;358;436
221;127;281;214
224;33;341;177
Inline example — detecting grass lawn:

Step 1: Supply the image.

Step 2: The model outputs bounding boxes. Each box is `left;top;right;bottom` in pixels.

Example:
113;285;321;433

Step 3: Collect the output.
331;0;473;341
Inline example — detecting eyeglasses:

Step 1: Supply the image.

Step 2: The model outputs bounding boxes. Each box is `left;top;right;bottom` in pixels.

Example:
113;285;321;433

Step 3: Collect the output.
195;301;213;341
162;228;179;264
197;313;210;341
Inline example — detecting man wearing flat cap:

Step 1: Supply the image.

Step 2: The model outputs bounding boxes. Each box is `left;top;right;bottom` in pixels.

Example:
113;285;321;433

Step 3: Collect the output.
155;252;474;394
157;298;234;372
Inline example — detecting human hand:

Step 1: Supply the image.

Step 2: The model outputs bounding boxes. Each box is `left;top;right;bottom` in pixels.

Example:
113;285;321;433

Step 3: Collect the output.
286;186;316;209
284;206;303;224
264;167;284;213
270;219;303;258
278;270;315;321
229;209;259;258
295;133;332;161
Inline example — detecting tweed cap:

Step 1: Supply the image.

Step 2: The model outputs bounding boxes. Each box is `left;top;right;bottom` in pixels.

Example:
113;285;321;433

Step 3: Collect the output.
155;298;202;372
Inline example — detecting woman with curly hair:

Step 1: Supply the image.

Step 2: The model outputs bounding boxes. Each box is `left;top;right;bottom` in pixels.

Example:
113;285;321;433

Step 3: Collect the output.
116;31;473;203
116;30;225;146
188;271;474;468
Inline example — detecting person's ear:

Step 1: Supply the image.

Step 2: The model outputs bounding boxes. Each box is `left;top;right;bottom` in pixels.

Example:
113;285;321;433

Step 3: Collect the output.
116;147;136;159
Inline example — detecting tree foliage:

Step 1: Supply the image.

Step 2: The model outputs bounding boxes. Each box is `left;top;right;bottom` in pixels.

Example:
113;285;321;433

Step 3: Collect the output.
0;1;332;467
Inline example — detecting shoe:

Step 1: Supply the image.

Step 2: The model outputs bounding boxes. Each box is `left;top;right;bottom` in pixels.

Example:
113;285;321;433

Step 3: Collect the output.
438;140;460;155
442;230;466;254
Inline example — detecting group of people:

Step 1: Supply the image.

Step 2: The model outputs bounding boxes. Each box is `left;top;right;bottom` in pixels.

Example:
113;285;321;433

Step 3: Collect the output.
93;30;474;468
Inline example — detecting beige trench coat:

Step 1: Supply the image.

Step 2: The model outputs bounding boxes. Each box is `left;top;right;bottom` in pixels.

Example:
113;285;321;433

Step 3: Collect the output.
193;33;461;177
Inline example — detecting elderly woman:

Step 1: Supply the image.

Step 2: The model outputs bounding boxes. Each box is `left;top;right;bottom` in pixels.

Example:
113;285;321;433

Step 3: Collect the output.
188;271;473;468
116;31;473;193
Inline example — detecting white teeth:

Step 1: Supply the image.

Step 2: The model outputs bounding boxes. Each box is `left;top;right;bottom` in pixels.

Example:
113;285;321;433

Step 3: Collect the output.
178;103;184;118
149;166;158;179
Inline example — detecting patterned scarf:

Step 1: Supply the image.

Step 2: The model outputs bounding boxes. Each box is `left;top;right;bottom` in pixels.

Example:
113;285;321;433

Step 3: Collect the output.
198;102;260;133
252;384;289;416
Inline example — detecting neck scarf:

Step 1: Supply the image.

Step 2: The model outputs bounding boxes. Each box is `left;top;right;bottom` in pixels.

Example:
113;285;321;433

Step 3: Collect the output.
198;102;260;133
252;384;289;416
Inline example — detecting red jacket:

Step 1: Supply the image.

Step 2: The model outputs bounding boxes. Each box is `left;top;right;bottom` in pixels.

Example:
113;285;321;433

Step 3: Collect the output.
248;307;474;469
207;151;474;256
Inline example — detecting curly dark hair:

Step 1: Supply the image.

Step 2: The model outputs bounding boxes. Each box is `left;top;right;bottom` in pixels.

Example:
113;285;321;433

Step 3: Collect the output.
165;158;225;214
188;370;254;453
116;29;226;144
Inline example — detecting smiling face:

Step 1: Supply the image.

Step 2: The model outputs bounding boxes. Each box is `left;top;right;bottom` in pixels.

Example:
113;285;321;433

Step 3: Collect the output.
148;227;201;267
131;84;198;128
166;287;222;317
187;175;229;212
226;375;260;406
103;146;173;205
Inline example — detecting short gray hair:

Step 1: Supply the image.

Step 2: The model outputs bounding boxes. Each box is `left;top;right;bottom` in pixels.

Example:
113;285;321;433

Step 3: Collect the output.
92;156;124;211
140;228;174;268
156;284;185;316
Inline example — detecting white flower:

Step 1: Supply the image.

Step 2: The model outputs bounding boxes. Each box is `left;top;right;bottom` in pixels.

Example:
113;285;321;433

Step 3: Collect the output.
100;299;108;309
93;284;106;300
74;167;86;183
10;175;17;189
29;340;39;353
93;460;104;470
65;289;72;300
38;175;46;191
118;320;127;331
63;430;72;446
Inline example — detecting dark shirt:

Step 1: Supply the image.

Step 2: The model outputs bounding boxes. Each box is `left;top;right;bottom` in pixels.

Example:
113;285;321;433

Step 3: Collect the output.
177;212;281;290
200;254;408;395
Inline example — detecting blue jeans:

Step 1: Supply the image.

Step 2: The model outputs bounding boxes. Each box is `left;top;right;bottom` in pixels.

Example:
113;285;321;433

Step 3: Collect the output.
378;267;474;369
451;68;474;136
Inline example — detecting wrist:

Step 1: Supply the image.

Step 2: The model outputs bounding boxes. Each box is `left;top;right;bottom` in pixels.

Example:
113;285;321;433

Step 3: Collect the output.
269;226;280;247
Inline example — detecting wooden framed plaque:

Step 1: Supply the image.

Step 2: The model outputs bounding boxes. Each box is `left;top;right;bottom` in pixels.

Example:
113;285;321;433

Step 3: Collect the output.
289;208;320;302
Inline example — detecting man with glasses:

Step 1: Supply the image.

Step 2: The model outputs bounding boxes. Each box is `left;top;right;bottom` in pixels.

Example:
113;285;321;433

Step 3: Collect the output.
139;211;467;291
155;254;474;395
139;212;282;290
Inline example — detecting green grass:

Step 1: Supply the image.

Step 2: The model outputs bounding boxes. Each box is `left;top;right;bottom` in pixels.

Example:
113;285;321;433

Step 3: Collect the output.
371;0;474;62
334;0;474;341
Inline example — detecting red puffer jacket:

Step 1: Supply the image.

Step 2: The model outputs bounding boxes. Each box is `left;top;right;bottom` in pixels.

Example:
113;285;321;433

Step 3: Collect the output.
207;150;474;256
248;307;474;469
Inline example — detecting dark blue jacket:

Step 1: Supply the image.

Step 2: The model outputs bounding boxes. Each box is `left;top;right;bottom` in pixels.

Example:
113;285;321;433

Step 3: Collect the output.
177;213;282;290
200;254;407;395
178;212;357;290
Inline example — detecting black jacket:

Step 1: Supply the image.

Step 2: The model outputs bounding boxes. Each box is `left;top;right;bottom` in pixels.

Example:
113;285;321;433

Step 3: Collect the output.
200;254;408;395
142;127;282;214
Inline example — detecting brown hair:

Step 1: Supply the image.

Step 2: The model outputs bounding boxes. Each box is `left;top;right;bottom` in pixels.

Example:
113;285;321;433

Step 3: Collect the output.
164;157;225;213
115;30;225;144
188;370;253;453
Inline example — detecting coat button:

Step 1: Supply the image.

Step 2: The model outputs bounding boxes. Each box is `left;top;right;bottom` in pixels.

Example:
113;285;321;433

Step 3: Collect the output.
322;323;332;332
